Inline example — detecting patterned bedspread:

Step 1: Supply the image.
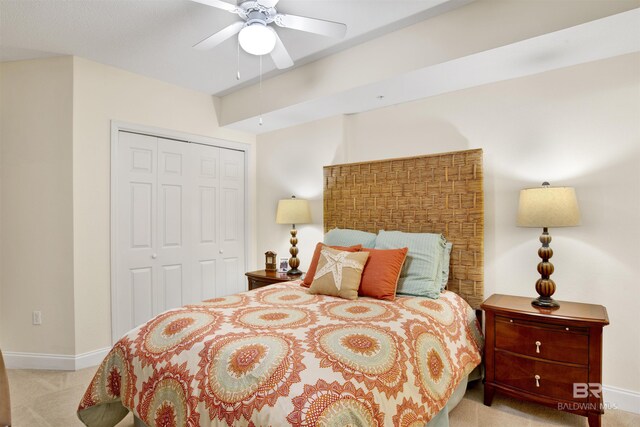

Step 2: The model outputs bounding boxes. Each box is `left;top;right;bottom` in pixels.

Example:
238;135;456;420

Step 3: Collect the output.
78;282;483;427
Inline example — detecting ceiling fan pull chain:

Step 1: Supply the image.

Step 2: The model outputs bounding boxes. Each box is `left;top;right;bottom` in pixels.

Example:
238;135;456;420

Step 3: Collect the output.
259;54;263;126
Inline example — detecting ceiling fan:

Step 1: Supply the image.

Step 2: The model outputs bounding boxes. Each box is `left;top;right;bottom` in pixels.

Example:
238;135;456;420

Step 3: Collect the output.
191;0;347;69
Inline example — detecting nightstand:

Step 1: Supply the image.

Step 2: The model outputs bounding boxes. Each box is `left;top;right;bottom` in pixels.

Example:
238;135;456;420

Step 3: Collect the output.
482;294;609;427
245;270;303;291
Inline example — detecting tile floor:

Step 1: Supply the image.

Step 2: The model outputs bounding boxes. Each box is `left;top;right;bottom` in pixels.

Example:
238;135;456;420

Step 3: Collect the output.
5;367;639;426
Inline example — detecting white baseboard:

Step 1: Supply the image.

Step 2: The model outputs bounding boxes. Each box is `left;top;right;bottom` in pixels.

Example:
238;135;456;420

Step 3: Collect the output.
604;385;640;414
75;347;112;370
4;347;111;371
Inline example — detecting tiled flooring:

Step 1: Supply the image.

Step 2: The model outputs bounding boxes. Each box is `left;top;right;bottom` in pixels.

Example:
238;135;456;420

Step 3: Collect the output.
7;368;132;427
452;383;638;426
5;367;639;426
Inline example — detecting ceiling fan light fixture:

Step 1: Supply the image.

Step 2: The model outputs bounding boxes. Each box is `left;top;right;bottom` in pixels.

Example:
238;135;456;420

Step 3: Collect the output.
238;22;276;55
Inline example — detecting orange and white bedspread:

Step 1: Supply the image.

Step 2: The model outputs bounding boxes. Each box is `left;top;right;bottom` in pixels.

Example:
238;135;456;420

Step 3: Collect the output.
78;282;482;427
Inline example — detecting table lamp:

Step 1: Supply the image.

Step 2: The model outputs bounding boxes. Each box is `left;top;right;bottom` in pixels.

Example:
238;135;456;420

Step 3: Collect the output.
276;195;311;275
517;182;580;308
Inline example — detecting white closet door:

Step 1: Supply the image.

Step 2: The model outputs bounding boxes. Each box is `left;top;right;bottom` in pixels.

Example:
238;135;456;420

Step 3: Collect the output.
189;143;221;302
116;132;158;338
218;148;246;296
114;132;246;341
156;138;191;312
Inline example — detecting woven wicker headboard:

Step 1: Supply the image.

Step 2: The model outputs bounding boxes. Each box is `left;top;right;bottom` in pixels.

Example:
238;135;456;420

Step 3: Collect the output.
323;149;484;309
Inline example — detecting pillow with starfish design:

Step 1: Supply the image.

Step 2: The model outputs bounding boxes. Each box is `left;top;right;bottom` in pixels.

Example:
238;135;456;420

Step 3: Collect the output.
308;247;370;300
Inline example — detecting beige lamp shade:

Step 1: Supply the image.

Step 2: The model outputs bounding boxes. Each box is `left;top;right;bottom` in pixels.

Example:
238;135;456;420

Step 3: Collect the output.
276;197;311;225
517;185;580;227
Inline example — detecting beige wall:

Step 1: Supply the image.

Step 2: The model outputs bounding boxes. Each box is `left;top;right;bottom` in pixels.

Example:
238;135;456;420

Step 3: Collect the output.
72;57;255;354
256;115;346;268
0;56;255;356
0;57;75;354
255;53;640;394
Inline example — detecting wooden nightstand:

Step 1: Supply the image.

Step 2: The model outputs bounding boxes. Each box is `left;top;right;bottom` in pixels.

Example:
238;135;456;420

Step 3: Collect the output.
245;270;303;291
482;294;609;427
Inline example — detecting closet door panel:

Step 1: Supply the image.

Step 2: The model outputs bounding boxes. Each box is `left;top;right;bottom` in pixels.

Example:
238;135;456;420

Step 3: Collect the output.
130;183;153;249
116;132;158;339
162;264;183;310
199;259;217;300
190;144;221;301
219;148;245;296
221;257;241;297
157;139;191;312
160;185;182;248
131;267;153;327
199;186;217;244
114;132;246;342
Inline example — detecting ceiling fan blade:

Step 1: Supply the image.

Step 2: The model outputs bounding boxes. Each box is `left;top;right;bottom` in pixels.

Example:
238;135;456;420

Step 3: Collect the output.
270;29;294;69
193;21;244;50
190;0;238;13
258;0;280;7
275;13;347;38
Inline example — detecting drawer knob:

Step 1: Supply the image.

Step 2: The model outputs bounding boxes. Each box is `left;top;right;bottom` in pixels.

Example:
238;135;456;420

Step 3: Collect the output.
535;341;541;353
535;374;541;387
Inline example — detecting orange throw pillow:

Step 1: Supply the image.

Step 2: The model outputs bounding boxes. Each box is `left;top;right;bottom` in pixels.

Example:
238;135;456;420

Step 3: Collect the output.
359;247;409;301
302;243;362;287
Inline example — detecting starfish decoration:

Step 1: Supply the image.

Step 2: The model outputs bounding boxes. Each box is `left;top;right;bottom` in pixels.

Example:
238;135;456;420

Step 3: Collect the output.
314;248;365;290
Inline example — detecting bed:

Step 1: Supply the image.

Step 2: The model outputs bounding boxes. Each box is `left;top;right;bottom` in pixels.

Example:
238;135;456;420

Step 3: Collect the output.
78;149;484;427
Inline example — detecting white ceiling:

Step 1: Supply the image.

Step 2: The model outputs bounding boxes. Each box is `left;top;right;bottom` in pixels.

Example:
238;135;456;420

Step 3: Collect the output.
226;8;640;134
0;0;470;96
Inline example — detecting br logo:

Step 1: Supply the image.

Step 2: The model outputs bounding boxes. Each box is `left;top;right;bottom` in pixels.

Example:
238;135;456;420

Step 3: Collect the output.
573;383;602;398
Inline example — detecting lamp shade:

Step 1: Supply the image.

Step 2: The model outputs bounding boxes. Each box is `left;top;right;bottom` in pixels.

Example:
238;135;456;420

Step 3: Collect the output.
276;197;311;225
517;185;580;227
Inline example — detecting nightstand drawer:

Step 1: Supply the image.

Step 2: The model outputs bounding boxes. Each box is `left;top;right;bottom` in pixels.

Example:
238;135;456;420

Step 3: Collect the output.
495;316;588;365
247;277;272;290
495;351;588;402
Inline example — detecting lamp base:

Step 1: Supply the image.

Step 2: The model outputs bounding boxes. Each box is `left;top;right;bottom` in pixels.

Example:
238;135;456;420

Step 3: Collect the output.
286;226;302;277
532;227;560;310
287;268;303;276
531;296;560;308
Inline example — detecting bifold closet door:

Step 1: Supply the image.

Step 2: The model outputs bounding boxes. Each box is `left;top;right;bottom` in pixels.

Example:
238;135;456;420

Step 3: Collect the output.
115;132;158;339
217;147;245;297
189;144;246;302
114;131;245;340
156;137;192;311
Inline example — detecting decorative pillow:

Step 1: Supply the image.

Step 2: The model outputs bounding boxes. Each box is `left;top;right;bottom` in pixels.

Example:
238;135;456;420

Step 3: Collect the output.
440;241;453;291
324;228;377;248
359;247;409;301
302;243;362;287
308;247;369;300
374;230;446;299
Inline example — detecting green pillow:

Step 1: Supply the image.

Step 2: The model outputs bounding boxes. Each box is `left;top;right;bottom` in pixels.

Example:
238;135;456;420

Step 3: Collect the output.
324;228;377;248
375;230;446;298
439;241;453;292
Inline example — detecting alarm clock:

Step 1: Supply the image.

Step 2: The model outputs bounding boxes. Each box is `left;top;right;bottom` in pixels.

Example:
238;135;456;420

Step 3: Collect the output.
265;251;277;272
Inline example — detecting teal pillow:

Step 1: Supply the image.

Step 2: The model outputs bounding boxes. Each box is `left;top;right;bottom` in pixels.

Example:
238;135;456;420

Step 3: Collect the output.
324;228;377;248
439;242;453;292
375;230;446;298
